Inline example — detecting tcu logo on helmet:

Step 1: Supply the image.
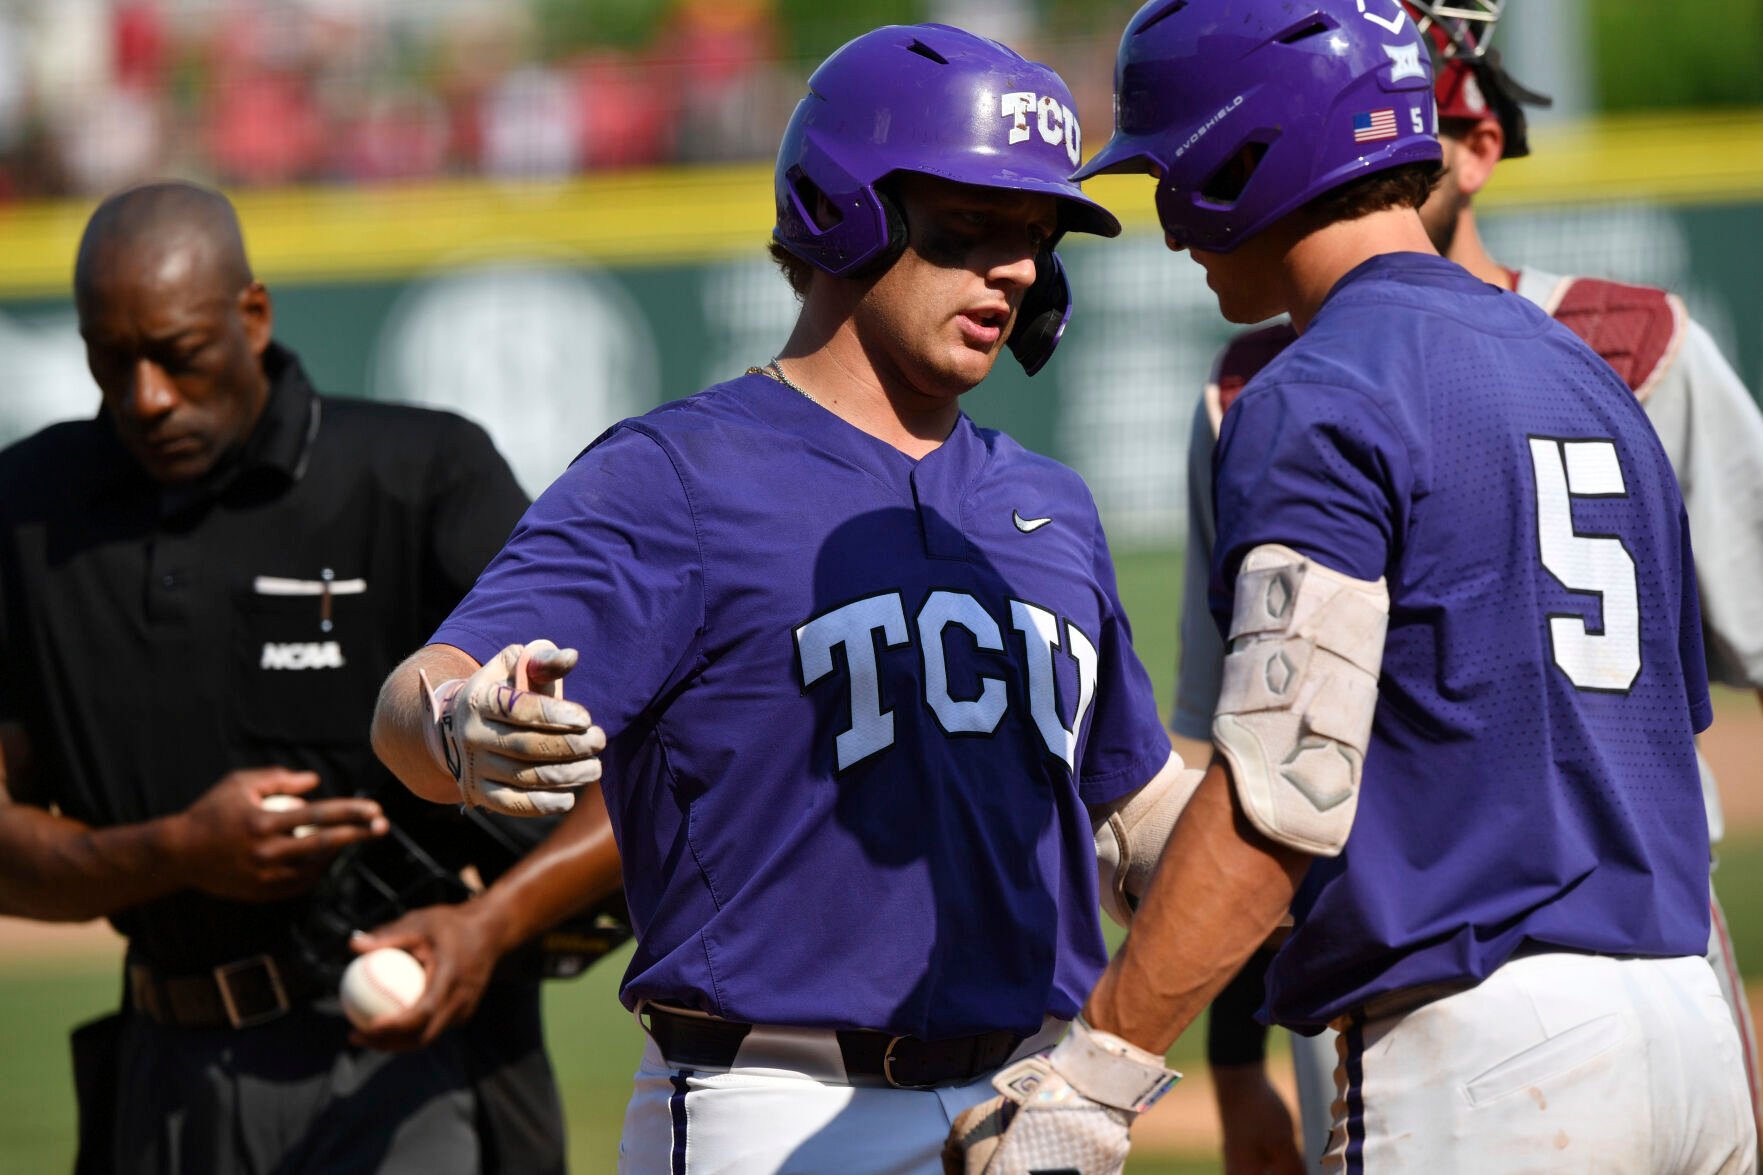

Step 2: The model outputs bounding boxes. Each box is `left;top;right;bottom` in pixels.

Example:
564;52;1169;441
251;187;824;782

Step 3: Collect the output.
1001;92;1082;167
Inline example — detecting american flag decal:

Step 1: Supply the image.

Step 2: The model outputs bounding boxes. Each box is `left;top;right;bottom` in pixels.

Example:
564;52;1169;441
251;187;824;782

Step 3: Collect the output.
1353;109;1398;142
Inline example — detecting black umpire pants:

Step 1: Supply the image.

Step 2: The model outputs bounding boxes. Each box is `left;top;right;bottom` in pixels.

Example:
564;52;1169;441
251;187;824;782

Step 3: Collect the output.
71;981;563;1175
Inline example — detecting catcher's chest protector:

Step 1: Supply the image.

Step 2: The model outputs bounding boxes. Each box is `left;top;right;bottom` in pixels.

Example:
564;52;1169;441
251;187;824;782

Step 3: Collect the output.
1205;322;1299;437
1548;276;1686;402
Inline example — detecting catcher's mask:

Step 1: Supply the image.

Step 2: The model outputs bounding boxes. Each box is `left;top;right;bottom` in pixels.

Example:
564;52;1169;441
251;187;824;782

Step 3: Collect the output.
1404;0;1552;158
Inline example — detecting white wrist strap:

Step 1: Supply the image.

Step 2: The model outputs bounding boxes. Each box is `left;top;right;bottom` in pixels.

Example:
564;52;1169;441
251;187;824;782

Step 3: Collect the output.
1048;1018;1181;1113
417;669;467;781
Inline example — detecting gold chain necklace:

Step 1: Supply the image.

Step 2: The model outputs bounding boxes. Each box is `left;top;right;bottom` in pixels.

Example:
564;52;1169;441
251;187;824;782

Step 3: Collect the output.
747;358;815;404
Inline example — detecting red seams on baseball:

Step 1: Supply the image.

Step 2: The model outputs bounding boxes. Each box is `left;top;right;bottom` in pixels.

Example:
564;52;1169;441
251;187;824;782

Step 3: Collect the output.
340;947;426;1031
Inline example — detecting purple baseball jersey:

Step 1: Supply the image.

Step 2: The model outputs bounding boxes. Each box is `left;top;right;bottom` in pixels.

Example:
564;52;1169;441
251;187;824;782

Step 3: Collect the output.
1211;254;1714;1031
434;373;1170;1039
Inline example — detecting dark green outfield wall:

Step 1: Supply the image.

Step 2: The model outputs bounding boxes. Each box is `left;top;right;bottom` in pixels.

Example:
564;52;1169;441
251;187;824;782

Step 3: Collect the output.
3;200;1757;541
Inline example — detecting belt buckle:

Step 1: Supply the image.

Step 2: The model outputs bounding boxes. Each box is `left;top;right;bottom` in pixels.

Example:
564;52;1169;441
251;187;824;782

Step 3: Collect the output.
212;955;289;1029
881;1035;935;1091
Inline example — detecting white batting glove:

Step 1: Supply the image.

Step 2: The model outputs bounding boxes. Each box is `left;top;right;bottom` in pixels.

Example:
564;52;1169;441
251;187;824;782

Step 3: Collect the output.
943;1018;1179;1175
419;640;606;818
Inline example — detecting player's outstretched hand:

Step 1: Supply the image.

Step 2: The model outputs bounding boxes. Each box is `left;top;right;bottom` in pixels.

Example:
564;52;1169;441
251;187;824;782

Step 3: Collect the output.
345;905;499;1051
174;768;388;902
421;640;606;818
943;1019;1179;1175
1215;1064;1304;1175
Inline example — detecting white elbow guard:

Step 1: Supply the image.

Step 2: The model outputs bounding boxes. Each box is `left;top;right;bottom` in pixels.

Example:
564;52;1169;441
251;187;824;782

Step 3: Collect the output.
1212;544;1388;857
1094;752;1205;927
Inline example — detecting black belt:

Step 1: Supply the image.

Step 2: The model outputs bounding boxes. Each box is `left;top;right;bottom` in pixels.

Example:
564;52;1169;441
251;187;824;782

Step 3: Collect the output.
1331;980;1475;1032
127;952;317;1029
642;1004;1023;1089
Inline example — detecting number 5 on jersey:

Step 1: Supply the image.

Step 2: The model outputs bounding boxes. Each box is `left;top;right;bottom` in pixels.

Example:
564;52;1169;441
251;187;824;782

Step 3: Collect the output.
1528;436;1641;692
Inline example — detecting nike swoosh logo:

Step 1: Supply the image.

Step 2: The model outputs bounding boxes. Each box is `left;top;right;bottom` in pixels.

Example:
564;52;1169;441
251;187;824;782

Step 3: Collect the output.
1013;510;1053;533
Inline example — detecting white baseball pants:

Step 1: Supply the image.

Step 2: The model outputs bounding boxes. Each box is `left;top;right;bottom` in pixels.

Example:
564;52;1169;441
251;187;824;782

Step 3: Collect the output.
617;1020;1062;1174
1317;952;1754;1173
1289;886;1763;1173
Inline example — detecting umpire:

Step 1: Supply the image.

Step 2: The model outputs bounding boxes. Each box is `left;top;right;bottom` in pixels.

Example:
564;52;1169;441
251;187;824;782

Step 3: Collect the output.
0;182;565;1174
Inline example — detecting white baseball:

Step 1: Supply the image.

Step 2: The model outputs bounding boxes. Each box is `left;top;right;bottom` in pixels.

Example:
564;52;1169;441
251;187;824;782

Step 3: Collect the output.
258;793;317;838
340;947;427;1030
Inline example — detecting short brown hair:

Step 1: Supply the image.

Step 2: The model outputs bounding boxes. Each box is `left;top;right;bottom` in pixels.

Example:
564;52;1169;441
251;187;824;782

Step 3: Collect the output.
769;240;814;301
1302;161;1440;227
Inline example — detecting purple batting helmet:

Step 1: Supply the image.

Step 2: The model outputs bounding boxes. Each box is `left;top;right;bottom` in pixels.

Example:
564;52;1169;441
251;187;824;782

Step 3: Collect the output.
773;23;1121;376
1074;0;1441;253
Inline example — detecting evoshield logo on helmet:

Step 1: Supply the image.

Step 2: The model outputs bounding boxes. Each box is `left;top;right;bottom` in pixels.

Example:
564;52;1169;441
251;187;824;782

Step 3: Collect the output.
1173;95;1244;160
1000;92;1083;167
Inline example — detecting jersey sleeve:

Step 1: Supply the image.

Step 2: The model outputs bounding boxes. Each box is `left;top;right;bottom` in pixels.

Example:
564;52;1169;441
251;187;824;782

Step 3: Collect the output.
1647;321;1763;691
1212;380;1410;613
430;425;706;739
1173;395;1224;740
1078;508;1178;807
419;416;532;633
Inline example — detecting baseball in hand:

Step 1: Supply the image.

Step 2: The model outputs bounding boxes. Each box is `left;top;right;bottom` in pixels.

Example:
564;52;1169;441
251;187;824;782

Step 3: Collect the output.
340;947;427;1030
258;793;317;838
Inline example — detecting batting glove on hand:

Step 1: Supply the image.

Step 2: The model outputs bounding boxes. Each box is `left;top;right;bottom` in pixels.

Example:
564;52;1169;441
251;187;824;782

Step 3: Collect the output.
942;1018;1179;1175
420;640;606;818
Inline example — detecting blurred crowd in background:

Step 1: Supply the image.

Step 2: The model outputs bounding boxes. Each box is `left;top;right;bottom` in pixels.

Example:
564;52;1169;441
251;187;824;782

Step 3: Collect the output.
0;0;1756;202
0;0;1109;198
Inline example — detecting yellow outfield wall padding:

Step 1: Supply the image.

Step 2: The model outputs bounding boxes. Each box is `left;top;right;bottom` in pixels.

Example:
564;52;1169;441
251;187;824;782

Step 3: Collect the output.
0;109;1759;298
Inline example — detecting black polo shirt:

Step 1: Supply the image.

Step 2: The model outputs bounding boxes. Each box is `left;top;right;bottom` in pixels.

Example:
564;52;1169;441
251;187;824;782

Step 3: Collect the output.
0;342;531;970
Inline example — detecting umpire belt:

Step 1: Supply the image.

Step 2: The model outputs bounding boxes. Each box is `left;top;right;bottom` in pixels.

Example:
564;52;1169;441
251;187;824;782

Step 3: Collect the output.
127;952;317;1030
639;1003;1065;1089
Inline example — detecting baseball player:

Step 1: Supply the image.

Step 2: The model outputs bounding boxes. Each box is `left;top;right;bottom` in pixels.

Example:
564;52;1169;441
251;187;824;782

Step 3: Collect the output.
371;24;1190;1173
946;1;1756;1171
1182;5;1763;1169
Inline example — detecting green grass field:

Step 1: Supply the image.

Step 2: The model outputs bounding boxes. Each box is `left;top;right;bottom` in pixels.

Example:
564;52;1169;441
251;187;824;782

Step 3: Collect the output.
0;545;1756;1173
9;834;1763;1174
0;940;1225;1173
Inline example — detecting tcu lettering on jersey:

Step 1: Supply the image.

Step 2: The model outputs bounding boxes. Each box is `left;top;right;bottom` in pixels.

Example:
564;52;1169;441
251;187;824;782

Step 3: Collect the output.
1000;92;1082;167
795;590;1098;772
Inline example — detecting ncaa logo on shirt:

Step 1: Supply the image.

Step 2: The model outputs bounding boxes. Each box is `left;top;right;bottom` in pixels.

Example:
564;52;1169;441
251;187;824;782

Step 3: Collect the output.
1000;92;1082;167
260;641;347;671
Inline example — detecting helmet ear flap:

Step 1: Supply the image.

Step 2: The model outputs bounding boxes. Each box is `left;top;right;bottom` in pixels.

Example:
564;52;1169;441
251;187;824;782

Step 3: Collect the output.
1006;242;1073;377
846;182;909;279
775;134;896;277
775;157;908;279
